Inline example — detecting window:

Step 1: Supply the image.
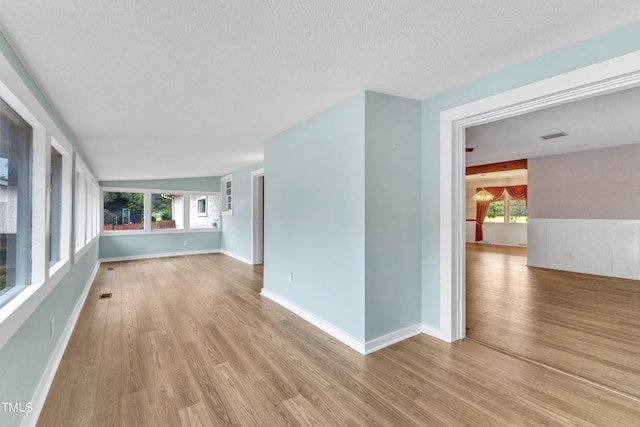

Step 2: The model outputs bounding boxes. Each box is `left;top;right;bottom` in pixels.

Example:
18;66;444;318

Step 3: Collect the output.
75;171;86;249
48;137;73;275
151;193;184;230
190;194;220;229
103;192;145;231
485;198;504;223
197;197;206;216
221;174;232;215
0;99;32;307
509;198;528;223
485;191;527;223
49;148;62;267
102;188;221;233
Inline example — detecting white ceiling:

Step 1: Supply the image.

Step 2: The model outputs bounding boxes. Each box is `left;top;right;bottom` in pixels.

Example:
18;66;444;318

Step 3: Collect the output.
465;85;640;166
1;1;640;180
465;169;527;182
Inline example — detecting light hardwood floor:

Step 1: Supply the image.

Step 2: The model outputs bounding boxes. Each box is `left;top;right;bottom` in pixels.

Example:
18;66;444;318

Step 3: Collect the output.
466;243;640;400
38;253;640;426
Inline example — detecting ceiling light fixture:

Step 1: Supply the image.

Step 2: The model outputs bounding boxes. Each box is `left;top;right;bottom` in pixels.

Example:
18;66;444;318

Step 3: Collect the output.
473;188;494;202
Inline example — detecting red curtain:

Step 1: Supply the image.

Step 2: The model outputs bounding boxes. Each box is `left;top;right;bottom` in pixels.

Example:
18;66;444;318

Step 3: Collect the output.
505;185;528;208
475;187;506;241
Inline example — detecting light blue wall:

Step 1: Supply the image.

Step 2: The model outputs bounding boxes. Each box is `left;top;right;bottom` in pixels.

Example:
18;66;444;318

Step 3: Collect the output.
100;232;221;260
0;31;102;427
220;161;264;261
99;176;222;260
421;21;640;327
264;93;366;341
364;92;421;340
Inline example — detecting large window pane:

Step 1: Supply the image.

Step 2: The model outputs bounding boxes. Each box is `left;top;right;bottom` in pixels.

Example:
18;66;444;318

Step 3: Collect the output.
75;172;86;249
103;192;144;231
189;194;219;229
49;148;62;266
485;198;504;223
151;193;183;230
0;99;32;306
509;199;528;223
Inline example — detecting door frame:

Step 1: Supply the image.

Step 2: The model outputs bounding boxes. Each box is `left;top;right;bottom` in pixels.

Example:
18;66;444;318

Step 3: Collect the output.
250;168;265;265
439;50;640;342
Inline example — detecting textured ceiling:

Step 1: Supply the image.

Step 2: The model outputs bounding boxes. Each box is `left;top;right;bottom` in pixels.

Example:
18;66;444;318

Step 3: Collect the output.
466;85;640;166
1;1;640;180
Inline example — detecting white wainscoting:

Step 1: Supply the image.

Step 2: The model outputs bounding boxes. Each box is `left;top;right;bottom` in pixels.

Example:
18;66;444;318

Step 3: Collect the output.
528;218;640;280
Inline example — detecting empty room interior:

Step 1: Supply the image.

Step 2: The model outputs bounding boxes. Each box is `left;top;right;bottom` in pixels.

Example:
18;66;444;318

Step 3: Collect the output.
1;2;640;426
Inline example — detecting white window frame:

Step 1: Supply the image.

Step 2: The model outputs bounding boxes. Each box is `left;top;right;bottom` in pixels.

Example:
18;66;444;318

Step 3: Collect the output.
74;165;86;252
0;74;48;347
221;174;232;216
150;192;185;230
101;187;221;235
0;50;100;352
48;137;72;278
74;157;99;262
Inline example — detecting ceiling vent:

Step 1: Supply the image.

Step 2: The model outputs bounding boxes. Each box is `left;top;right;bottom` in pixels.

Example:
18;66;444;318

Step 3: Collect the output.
540;131;568;140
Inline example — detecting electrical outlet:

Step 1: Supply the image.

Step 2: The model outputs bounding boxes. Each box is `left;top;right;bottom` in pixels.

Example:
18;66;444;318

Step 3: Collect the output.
287;272;293;284
184;240;188;246
50;318;55;338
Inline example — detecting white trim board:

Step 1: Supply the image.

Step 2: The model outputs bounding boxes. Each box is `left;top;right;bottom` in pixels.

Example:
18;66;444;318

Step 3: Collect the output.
260;289;365;354
220;249;253;265
364;324;422;355
439;50;640;343
22;261;101;427
261;289;428;355
421;323;449;342
100;249;220;263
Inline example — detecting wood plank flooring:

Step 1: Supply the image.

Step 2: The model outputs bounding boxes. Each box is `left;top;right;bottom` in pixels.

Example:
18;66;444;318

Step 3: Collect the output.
38;253;640;426
466;243;640;400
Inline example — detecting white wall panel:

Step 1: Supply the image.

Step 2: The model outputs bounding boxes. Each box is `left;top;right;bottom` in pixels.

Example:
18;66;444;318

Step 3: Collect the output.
546;221;566;267
528;218;640;280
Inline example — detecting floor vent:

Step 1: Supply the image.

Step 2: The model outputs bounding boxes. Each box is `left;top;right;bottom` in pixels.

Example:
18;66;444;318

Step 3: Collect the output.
107;267;114;271
99;293;112;299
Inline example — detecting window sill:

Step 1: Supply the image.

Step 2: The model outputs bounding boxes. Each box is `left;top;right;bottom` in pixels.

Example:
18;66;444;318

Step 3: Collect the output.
0;282;42;350
48;258;69;278
101;228;221;237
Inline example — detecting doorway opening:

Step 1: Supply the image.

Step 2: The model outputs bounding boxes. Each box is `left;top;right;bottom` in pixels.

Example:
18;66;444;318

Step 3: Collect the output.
439;50;640;343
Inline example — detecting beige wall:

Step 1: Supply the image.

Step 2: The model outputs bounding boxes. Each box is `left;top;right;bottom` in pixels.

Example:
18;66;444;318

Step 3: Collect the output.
528;143;640;219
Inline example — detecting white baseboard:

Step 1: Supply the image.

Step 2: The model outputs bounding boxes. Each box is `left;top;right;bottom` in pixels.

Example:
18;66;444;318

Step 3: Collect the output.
422;323;449;342
100;249;220;263
364;323;422;354
22;261;101;427
260;289;429;355
220;250;253;265
260;289;366;354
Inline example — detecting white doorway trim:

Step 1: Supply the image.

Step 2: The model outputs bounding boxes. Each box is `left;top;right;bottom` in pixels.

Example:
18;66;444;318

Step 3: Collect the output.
439;50;640;343
250;168;265;265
